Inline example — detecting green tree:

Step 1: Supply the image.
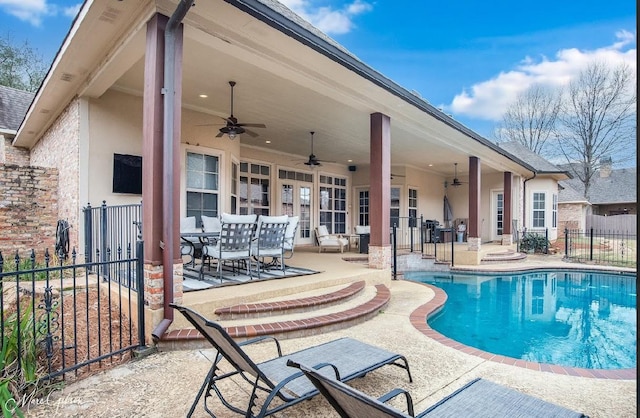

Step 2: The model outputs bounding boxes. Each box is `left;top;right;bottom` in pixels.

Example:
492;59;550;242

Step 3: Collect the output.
0;33;47;92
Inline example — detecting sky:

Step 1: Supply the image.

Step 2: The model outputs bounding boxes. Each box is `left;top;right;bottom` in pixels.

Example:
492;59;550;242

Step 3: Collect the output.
1;0;636;161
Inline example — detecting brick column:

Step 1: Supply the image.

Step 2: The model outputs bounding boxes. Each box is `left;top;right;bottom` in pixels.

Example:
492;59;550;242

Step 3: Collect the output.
368;113;391;269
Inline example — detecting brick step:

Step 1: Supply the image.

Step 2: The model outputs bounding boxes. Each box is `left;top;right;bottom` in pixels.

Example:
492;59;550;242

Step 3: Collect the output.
159;284;390;350
214;281;366;319
481;251;527;263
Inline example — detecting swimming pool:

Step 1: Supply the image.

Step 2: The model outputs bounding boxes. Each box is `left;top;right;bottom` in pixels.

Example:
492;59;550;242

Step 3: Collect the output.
405;270;636;370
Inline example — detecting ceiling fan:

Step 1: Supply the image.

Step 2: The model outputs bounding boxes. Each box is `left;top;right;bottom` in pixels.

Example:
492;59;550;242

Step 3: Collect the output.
203;81;266;139
303;131;327;167
449;163;466;187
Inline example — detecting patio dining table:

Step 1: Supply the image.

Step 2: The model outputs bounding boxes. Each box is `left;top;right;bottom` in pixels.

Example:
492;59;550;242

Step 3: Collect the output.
180;231;220;268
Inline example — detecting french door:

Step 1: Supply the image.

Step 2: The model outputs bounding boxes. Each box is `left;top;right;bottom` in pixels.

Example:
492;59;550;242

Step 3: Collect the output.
279;174;313;245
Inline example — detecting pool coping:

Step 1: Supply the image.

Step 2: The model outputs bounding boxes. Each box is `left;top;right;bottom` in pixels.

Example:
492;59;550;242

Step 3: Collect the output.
409;280;637;380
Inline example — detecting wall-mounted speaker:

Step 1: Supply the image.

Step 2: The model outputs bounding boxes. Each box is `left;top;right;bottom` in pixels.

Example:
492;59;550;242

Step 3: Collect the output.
348;165;357;172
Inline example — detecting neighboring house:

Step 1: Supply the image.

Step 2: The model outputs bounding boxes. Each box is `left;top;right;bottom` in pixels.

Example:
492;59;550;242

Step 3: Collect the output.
8;0;561;335
559;161;637;233
497;141;571;242
0;85;33;166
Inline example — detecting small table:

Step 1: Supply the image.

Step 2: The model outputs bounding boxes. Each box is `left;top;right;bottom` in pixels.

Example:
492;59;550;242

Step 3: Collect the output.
180;231;220;267
342;234;360;252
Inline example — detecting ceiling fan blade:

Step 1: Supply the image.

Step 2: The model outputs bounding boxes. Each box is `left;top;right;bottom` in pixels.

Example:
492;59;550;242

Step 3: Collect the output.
244;129;259;138
237;123;266;128
215;132;224;138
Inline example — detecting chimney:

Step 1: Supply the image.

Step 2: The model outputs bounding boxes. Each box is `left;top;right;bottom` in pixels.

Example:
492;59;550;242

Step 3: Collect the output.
599;156;612;178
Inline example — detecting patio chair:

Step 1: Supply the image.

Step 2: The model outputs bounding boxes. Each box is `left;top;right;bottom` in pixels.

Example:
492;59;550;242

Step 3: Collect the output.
250;215;289;279
170;304;412;418
315;225;349;253
201;213;257;282
281;215;299;269
287;360;588;418
180;216;200;267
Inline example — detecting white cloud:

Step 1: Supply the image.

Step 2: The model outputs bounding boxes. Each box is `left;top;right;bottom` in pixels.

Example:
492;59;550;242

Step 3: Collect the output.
0;0;80;26
279;0;372;34
447;31;637;121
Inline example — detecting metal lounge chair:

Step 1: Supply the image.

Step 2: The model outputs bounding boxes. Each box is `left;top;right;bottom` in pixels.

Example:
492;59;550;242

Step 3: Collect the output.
287;360;588;418
170;304;413;418
201;213;256;282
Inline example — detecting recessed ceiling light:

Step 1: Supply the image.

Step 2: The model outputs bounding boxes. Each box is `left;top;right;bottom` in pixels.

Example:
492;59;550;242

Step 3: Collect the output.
428;164;433;167
199;94;208;98
347;159;353;162
265;140;271;144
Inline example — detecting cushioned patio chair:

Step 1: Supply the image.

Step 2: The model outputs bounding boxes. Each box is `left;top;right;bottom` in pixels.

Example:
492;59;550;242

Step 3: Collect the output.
170;304;413;418
201;213;257;282
250;215;289;279
287;360;588;418
315;225;349;253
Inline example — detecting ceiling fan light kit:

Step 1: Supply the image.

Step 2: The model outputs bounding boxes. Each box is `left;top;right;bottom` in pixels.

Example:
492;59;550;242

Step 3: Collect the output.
209;81;266;139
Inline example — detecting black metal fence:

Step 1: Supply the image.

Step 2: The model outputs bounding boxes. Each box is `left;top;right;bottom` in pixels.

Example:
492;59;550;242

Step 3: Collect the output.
0;242;145;409
83;201;142;289
564;228;637;268
391;216;455;278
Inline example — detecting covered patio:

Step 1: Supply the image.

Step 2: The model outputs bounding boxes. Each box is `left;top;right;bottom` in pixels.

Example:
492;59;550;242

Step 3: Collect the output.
15;0;536;342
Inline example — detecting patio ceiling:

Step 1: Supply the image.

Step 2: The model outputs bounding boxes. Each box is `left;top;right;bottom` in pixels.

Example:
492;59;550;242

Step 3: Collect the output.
16;0;532;180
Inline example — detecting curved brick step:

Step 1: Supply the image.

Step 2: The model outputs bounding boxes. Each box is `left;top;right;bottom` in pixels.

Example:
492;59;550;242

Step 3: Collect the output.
160;284;390;349
481;251;527;263
214;281;366;319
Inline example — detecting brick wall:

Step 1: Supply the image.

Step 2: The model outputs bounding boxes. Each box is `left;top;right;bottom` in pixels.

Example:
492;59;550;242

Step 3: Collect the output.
0;136;30;166
559;203;584;232
30;98;81;250
0;164;59;258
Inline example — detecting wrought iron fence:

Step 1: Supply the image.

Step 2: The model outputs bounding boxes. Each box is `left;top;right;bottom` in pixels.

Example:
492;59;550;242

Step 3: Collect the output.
391;216;454;278
564;228;637;268
83;201;142;288
0;242;145;409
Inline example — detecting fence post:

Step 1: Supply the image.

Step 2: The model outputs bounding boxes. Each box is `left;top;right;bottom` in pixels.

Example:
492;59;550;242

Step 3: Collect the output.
589;228;594;261
450;228;454;266
564;228;569;259
100;201;108;265
392;224;397;280
84;203;93;264
136;240;146;346
420;215;424;256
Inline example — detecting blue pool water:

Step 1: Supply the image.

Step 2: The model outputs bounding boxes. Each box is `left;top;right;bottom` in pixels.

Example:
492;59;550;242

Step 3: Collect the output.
405;270;636;369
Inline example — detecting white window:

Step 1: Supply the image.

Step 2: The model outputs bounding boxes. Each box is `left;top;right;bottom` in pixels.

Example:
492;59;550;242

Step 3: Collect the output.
358;190;369;226
186;152;219;225
408;188;418;227
319;175;347;234
230;161;238;214
532;192;545;228
239;162;270;216
390;187;401;227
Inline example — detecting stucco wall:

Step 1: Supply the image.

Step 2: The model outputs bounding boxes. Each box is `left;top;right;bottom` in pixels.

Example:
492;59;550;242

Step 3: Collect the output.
0;164;58;257
525;177;560;241
30;98;81;251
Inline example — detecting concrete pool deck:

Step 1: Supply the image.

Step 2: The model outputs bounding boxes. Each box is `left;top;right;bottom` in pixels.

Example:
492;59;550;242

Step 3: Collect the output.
25;251;636;417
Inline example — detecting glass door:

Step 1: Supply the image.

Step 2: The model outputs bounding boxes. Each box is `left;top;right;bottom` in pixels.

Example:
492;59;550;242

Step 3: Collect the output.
279;169;314;245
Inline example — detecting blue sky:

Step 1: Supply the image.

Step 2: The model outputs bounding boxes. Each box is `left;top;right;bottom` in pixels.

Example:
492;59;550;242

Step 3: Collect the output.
1;0;636;143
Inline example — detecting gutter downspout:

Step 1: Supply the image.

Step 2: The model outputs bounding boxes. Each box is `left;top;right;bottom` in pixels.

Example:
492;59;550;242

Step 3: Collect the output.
522;172;537;230
152;0;194;343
